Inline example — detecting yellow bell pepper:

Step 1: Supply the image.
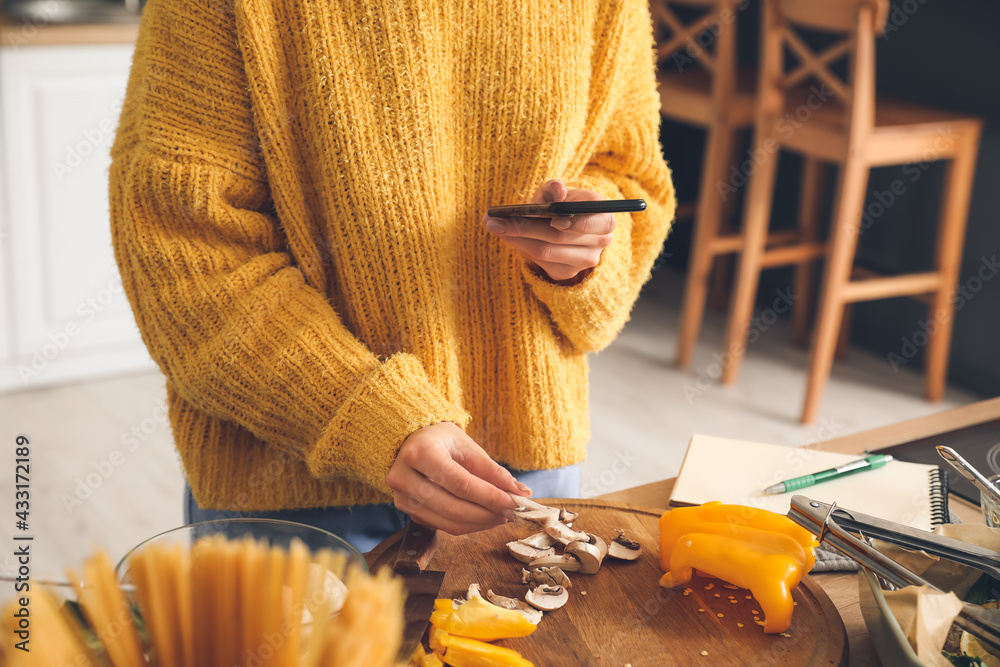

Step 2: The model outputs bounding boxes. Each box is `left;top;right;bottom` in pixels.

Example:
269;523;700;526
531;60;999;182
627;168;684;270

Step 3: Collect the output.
410;644;445;667
429;595;536;641
659;524;807;633
658;501;818;572
430;625;449;653
431;627;535;667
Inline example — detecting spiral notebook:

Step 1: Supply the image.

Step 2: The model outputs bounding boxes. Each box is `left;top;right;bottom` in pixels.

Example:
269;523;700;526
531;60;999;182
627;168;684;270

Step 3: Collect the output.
669;435;950;531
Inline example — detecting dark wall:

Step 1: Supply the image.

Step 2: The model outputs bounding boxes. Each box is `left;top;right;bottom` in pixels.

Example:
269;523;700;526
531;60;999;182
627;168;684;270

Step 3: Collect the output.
660;0;1000;397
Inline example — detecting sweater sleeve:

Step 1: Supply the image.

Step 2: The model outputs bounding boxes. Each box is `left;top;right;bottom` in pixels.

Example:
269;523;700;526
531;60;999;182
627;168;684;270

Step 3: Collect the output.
519;0;676;354
109;0;469;496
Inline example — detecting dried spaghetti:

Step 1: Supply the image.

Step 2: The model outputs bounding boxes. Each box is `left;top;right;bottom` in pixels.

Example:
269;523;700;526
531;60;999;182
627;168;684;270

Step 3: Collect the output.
0;536;404;667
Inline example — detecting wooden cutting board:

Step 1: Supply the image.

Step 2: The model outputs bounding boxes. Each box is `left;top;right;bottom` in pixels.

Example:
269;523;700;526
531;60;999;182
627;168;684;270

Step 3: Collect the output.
367;499;847;667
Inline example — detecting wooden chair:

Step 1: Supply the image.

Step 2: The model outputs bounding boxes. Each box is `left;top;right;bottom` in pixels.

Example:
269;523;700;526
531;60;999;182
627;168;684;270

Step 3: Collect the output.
719;0;982;422
651;0;757;367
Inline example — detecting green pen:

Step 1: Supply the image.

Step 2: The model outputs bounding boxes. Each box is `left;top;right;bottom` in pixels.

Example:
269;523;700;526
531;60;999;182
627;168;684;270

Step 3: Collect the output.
762;454;893;495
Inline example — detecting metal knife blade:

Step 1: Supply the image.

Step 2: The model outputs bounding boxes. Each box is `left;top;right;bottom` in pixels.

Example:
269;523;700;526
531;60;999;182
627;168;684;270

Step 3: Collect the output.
392;522;446;662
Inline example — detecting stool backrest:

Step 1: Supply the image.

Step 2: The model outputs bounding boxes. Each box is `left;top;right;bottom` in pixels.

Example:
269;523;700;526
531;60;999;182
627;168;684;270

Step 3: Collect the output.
760;0;887;139
776;0;888;35
650;0;742;104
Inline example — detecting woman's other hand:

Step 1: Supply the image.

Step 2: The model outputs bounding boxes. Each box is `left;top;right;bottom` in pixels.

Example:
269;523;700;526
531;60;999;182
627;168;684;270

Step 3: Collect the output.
482;179;616;284
386;422;531;534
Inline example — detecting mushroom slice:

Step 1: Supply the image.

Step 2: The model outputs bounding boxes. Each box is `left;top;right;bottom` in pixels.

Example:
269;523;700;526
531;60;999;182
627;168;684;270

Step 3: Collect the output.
507;494;585;542
525;585;569;611
511;507;561;530
544;521;590;545
486;590;543;625
528;553;583;572
517;532;558;550
506;541;556;564
509;494;550;511
585;534;608;559
559;508;579;523
607;529;642;561
564;539;605;574
522;566;572;589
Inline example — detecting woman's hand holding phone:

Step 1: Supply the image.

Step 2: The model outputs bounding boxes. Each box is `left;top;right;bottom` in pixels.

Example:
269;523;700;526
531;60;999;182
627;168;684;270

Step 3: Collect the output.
482;179;619;284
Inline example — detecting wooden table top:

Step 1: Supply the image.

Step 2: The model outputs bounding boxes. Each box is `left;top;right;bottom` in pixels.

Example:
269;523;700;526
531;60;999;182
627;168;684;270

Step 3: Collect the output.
0;20;139;47
597;396;1000;667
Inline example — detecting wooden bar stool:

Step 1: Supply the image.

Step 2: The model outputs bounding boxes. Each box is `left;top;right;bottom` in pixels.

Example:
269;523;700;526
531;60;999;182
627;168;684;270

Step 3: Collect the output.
650;0;756;367
720;0;982;423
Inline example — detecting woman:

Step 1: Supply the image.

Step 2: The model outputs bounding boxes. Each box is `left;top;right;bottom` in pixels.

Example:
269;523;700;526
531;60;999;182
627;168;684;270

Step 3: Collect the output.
110;0;675;552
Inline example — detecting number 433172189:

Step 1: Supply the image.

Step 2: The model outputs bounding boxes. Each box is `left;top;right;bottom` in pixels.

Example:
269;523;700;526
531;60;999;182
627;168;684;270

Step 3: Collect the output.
15;434;29;529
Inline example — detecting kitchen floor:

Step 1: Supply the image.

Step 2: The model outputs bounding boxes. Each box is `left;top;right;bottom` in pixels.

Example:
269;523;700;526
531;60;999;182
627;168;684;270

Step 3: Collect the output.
0;266;981;579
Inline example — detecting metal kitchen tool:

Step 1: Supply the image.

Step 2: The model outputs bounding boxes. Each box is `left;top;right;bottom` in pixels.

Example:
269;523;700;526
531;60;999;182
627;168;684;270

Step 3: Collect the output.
392;522;446;662
937;444;1000;508
790;496;1000;581
788;495;1000;655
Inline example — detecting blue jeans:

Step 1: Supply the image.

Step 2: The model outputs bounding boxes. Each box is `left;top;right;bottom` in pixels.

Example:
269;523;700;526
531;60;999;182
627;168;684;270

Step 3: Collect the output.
184;464;581;554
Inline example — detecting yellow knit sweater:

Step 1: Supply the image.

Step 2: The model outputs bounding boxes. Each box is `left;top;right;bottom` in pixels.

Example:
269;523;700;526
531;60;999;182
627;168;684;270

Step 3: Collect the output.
110;0;675;510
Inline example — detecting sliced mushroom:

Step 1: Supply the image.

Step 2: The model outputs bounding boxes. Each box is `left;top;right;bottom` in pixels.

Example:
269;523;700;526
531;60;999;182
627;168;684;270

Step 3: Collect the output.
511;507;561;529
508;494;587;544
506;540;556;564
544;521;590;545
522;566;572;589
525;585;568;611
585;534;608;559
559;508;579;523
485;590;543;624
607;529;642;561
564;539;605;574
509;493;566;514
518;532;558;550
528;553;583;573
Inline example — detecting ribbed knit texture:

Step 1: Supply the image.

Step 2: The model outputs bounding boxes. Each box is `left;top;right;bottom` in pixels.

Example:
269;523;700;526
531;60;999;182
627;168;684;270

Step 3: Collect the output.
110;0;676;510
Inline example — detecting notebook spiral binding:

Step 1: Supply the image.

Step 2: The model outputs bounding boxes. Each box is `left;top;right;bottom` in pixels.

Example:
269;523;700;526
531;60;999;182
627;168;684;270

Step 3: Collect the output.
929;466;951;526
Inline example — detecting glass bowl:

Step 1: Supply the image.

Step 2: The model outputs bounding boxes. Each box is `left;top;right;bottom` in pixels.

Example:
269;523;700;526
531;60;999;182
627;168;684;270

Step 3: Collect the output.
982;474;1000;528
115;518;368;585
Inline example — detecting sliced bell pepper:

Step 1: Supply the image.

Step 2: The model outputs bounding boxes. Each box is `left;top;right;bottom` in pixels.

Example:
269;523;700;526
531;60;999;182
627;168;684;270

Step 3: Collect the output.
422;650;445;667
430;625;449;653
659;501;818;572
429;595;536;641
432;627;535;667
659;524;807;633
410;644;445;667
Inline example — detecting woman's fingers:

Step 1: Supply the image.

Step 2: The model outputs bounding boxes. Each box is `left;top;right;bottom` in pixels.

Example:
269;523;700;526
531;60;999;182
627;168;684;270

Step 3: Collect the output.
529;178;569;204
497;235;604;271
484;216;615;245
389;465;507;530
447;436;529;497
386;422;531;535
532;260;587;283
481;183;616;284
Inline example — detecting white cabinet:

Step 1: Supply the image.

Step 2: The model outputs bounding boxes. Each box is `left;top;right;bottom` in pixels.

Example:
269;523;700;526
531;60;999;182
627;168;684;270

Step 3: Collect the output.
0;43;155;393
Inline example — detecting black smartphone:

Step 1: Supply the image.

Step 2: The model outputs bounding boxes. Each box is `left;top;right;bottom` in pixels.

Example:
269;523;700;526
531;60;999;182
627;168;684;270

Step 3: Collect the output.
486;199;646;218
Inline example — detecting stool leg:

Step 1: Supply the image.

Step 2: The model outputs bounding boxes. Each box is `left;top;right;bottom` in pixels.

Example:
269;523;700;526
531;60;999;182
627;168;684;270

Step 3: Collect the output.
720;131;780;385
708;130;745;312
802;158;870;423
793;158;825;348
835;303;853;360
676;122;738;367
926;130;980;401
